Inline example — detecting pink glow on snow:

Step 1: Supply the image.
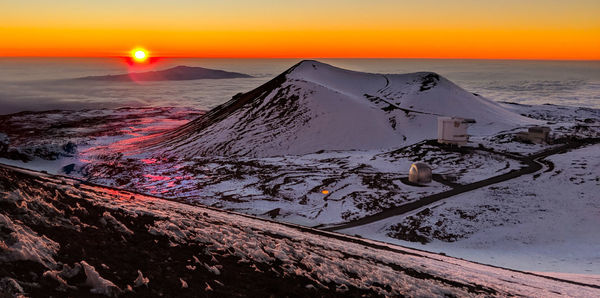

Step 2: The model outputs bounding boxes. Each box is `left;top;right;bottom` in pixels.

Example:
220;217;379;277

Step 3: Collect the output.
141;158;158;164
143;174;171;181
83;117;192;156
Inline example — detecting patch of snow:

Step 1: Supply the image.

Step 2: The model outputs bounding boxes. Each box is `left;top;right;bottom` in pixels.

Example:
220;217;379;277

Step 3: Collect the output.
81;260;121;297
101;211;134;236
203;262;221;275
204;282;213;291
0;277;24;297
42;263;81;291
133;270;149;288
531;272;600;287
0;213;60;268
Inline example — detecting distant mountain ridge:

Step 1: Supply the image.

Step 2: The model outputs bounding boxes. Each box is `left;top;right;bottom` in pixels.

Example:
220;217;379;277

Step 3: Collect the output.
138;60;537;157
79;65;252;81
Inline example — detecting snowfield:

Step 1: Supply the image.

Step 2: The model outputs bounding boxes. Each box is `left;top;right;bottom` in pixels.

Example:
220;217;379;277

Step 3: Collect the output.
82;141;524;226
341;144;600;276
1;165;599;297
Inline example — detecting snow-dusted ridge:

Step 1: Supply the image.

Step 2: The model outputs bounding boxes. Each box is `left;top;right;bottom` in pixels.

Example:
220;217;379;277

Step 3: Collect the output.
0;164;599;297
137;60;538;157
77;65;252;81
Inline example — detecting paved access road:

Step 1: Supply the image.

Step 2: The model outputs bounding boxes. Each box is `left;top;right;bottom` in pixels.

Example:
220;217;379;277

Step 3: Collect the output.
323;138;600;232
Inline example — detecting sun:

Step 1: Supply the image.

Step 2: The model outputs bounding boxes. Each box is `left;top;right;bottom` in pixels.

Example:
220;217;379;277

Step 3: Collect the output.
134;50;146;60
131;48;148;62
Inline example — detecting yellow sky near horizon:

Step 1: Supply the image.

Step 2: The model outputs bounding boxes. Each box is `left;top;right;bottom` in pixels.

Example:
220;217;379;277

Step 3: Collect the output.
1;0;599;59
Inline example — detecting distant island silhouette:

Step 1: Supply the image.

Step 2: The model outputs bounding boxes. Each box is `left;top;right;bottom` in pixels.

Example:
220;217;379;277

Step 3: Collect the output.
78;65;253;81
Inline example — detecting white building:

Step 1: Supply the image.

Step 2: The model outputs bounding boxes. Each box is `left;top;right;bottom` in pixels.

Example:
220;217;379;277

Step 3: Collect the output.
516;126;551;144
437;117;472;146
408;162;432;184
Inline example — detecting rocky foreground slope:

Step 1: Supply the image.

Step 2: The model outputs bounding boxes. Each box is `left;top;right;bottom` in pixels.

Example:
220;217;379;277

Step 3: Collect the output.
139;60;537;157
1;164;598;297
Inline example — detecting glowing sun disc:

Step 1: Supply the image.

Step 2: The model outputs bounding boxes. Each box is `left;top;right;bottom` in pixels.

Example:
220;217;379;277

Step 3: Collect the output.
131;48;148;62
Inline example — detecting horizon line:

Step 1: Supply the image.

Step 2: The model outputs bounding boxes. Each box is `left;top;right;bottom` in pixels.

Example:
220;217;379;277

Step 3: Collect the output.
1;56;599;62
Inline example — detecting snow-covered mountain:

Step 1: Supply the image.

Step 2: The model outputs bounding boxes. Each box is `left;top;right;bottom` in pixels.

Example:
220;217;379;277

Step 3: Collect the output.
143;60;536;157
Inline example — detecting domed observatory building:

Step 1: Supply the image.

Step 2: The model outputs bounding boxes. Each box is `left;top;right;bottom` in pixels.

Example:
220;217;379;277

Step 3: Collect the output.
408;162;432;184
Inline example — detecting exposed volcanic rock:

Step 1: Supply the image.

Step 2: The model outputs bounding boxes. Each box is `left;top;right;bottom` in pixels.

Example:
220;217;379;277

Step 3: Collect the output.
140;60;537;157
79;65;252;81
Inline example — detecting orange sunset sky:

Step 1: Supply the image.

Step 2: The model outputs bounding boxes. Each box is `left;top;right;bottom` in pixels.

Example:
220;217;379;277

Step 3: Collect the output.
1;0;599;60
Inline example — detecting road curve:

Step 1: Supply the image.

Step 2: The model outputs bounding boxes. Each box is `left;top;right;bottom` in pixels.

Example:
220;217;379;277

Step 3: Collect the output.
322;138;600;232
